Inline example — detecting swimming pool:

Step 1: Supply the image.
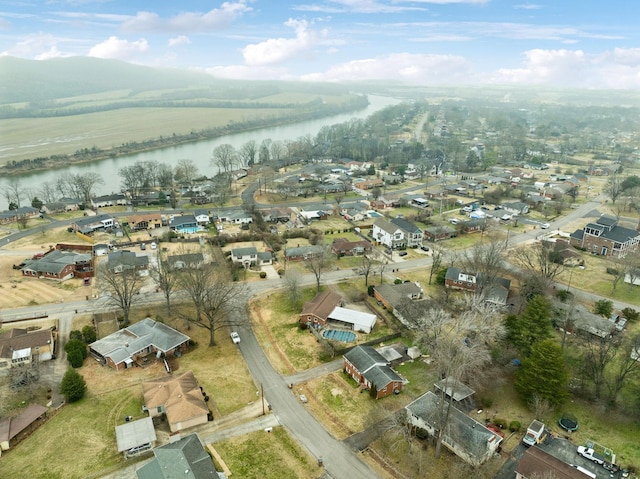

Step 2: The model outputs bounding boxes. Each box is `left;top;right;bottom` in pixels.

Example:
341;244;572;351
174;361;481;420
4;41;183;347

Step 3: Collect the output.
323;329;356;342
178;226;205;234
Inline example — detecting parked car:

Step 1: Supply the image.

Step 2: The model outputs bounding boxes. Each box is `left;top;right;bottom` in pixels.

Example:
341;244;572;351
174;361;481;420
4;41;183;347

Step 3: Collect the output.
230;331;241;344
299;394;308;403
399;251;408;257
541;223;550;229
449;218;459;224
420;245;430;252
140;243;146;250
150;242;157;249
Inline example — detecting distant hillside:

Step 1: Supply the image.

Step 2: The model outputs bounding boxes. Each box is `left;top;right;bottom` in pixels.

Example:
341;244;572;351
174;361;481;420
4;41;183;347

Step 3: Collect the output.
0;56;220;104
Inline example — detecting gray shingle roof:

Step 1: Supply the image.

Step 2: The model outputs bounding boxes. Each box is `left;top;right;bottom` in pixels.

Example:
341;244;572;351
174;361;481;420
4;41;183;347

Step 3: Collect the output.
89;317;190;366
406;391;502;462
390;217;422;234
344;345;388;373
136;433;218;479
22;250;90;275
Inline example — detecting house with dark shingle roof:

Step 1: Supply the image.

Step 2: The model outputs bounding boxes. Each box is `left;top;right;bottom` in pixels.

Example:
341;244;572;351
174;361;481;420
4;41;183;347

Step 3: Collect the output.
390;217;423;247
445;267;511;305
406;391;502;466
343;345;403;398
374;282;423;311
107;250;149;274
169;214;198;232
570;215;640;257
89;317;190;370
284;244;324;261
71;213;116;233
331;237;372;256
136;432;219;479
231;246;258;266
372;217;406;249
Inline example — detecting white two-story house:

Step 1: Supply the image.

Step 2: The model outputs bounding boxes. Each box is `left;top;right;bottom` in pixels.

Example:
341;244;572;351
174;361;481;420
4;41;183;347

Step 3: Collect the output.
372;218;406;249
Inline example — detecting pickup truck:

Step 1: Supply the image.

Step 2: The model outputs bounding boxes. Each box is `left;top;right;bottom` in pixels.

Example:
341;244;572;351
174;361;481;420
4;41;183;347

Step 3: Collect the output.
577;446;605;465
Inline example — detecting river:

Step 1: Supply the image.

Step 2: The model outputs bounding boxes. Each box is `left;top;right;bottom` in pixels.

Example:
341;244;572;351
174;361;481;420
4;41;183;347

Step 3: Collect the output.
1;95;401;210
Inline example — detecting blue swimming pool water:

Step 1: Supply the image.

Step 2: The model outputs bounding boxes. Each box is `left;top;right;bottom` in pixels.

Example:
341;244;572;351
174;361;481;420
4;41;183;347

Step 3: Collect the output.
323;329;356;342
179;226;204;234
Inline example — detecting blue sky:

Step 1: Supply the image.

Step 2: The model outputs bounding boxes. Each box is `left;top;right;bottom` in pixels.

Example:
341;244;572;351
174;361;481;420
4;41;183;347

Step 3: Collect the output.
1;0;639;89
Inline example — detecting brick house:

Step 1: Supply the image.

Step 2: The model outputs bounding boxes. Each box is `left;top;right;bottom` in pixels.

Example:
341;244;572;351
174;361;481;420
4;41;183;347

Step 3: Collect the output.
299;291;342;328
21;250;93;281
569;215;640;257
331;237;372;256
89;317;190;370
343;345;404;399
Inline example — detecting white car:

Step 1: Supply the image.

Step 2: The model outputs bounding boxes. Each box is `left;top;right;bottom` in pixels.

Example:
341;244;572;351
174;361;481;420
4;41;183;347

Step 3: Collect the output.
541;223;550;229
230;331;241;344
150;241;157;249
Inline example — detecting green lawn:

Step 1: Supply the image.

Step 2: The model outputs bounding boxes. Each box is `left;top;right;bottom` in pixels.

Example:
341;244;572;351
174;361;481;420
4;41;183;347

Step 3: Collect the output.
214;426;321;479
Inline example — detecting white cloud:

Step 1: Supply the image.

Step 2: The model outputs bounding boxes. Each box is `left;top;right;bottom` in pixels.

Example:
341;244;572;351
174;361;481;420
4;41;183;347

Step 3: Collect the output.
242;18;330;66
301;52;474;83
491;48;640;89
122;2;252;33
88;36;149;60
514;3;542;9
203;64;295;81
168;35;191;47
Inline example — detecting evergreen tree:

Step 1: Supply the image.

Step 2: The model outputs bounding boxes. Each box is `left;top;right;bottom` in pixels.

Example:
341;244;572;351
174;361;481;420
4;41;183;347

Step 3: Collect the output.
515;339;569;408
60;368;87;402
505;295;553;357
64;339;87;368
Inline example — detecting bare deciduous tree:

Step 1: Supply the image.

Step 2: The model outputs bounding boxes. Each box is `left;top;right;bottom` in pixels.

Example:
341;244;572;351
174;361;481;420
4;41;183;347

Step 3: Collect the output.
459;240;506;298
511;240;565;288
283;270;302;310
179;266;248;346
415;300;504;459
304;243;332;292
149;252;179;314
99;264;143;327
428;245;445;285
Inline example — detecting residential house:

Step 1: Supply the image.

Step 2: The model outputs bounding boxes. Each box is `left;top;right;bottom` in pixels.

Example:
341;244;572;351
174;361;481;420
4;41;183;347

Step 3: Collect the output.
284;244;324;261
516;445;592;479
141;371;209;433
299;291;342;328
127;213;163;230
167;253;204;270
445;267;511;305
356;178;384;190
89;317;190;370
372;217;406;249
91;193;127;208
331;237;372;256
298;210;328;222
0;207;40;225
115;417;156;458
169;214;198;233
257;251;273;266
342;207;366;222
261;207;292;223
502;202;530;215
42;197;81;214
21;250;93;280
569;215;640;257
0;328;55;370
71;213;116;233
0;404;48;454
460;218;488;234
423;225;457;242
343;345;403;398
107;250;149;275
136;433;220;479
220;209;253;224
406;391;502;466
374;282;423;311
390;217;423;247
193;209;210;225
231;246;258;267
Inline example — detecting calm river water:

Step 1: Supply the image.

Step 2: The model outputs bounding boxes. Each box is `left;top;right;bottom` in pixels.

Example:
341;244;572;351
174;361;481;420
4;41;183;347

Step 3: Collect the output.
2;95;401;209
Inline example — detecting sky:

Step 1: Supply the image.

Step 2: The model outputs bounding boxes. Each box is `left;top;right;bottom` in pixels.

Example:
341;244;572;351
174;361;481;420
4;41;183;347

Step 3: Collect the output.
1;0;639;89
